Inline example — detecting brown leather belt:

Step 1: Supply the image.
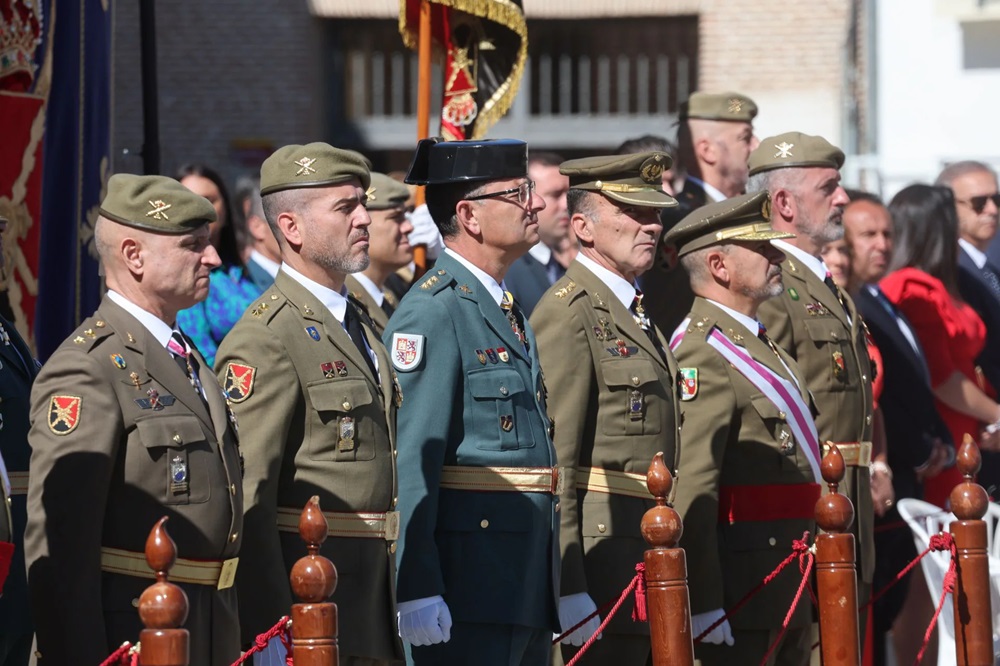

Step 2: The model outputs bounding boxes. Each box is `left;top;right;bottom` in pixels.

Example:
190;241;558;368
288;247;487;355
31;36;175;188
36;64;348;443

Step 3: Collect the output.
100;547;238;589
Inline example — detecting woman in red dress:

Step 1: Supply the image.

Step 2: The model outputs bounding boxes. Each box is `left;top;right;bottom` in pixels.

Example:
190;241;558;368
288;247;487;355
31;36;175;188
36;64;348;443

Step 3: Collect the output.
881;184;1000;507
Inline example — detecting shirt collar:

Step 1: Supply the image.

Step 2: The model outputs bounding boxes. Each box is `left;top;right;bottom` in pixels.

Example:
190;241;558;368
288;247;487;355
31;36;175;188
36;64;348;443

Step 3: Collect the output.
528;242;553;265
352;272;384;306
685;176;727;203
576;253;638;309
107;290;176;348
281;264;349;323
771;239;828;280
959;238;988;269
445;248;506;305
705;298;762;337
249;250;281;278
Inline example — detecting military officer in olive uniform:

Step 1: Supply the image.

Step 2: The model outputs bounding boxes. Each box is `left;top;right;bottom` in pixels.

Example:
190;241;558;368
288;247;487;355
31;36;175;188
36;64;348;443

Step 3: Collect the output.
25;175;244;665
530;152;681;664
0;213;38;666
644;92;760;341
666;192;818;666
346;172;415;337
747;133;876;625
384;138;560;666
215;144;403;665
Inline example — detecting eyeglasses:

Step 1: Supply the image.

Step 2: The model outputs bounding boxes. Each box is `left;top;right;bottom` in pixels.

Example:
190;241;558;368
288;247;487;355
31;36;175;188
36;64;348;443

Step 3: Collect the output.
465;180;535;207
957;193;1000;214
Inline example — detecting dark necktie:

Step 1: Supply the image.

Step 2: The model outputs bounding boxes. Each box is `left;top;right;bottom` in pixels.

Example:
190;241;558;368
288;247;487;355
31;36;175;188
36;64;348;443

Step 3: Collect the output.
824;271;850;316
873;287;931;382
380;295;396;318
168;331;209;408
546;256;565;285
344;303;380;380
982;263;1000;299
631;290;667;363
500;290;529;352
757;321;783;359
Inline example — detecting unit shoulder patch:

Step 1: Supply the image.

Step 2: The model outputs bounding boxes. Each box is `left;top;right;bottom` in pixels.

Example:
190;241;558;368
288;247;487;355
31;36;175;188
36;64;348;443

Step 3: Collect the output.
679;368;699;401
48;395;82;435
224;362;257;403
391;332;425;372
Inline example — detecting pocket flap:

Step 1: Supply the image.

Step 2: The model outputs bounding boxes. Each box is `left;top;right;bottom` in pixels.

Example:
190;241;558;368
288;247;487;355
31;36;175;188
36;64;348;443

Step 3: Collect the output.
467;368;526;399
136;413;206;449
749;394;783;420
307;378;374;412
599;357;659;388
803;318;844;343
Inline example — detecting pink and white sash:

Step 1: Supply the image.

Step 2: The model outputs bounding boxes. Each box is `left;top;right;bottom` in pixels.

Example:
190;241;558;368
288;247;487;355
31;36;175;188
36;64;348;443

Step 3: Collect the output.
670;318;691;352
706;329;822;482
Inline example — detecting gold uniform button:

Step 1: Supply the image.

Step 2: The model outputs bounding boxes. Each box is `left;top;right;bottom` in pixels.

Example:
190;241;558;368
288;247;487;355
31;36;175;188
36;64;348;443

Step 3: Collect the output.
271;294;279;300
555;502;561;513
230;484;237;495
500;387;509;396
390;543;397;554
631;376;640;386
480;519;489;529
172;434;182;444
392;497;398;508
866;415;873;425
393;449;398;458
536;391;542;402
230;532;239;543
342;401;352;411
597;523;607;533
778;411;786;420
768;537;777;547
862;374;868;381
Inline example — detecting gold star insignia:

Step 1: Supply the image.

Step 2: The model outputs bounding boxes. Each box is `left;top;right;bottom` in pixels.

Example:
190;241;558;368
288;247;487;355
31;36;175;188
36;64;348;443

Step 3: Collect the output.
774;142;794;159
294;157;317;176
146;200;171;220
74;336;85;344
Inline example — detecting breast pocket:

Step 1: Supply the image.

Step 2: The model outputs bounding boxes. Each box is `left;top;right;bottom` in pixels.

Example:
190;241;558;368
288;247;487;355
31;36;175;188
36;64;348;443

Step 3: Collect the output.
307;378;377;461
134;413;212;505
803;318;855;391
468;368;536;451
749;394;800;470
599;358;662;436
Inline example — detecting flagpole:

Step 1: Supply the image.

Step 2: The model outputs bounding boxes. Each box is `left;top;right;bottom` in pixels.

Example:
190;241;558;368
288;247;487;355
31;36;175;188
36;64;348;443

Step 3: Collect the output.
412;0;433;279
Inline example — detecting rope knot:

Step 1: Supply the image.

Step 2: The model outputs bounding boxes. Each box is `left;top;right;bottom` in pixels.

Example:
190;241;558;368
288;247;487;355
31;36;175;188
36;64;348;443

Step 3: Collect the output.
928;532;954;552
632;562;648;622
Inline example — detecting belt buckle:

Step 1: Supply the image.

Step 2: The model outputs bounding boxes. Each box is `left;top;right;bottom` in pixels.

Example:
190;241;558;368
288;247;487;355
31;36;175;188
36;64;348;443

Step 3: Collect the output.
552;467;565;495
217;557;239;590
384;511;400;541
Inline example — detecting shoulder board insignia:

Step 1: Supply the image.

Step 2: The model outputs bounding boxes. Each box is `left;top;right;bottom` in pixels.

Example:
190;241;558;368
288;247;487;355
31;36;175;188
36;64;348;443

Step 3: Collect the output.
224;362;257;403
458;284;472;294
74;336;86;344
679;368;698;401
420;275;440;290
48;395;82;435
554;281;578;299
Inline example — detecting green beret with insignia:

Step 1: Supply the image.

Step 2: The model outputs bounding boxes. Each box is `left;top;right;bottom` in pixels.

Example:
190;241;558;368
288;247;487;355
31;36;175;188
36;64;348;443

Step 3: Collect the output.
663;191;794;256
748;131;845;176
260;142;371;196
680;91;758;122
98;174;216;234
559;151;677;208
366;173;411;211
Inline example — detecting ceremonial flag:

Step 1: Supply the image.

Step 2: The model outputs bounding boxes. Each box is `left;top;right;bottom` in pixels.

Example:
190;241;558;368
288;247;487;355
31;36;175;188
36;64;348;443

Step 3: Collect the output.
399;0;527;141
35;0;111;360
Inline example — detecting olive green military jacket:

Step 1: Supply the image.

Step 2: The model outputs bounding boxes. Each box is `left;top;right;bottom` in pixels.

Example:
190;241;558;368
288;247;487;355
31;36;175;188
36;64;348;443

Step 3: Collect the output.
531;259;681;635
25;297;244;665
672;298;817;631
346;274;390;338
215;270;402;661
757;255;875;582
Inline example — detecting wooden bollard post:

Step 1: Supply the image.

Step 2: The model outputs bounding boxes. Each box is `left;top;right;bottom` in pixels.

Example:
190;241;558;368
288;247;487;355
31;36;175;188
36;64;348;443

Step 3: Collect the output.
950;435;993;666
640;452;694;666
814;444;859;666
138;517;189;666
289;496;339;666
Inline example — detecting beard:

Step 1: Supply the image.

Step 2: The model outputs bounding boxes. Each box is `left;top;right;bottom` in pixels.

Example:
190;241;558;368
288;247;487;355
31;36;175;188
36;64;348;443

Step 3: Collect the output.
742;267;784;302
797;206;844;247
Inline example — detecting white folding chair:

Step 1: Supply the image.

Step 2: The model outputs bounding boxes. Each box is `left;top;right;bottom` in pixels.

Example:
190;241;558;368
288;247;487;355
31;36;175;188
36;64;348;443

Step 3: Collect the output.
897;498;1000;666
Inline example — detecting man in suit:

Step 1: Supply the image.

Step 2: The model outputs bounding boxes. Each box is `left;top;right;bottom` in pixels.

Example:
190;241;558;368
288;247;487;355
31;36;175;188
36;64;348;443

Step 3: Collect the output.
384;138;560;665
530;151;680;665
346;172;415;336
644;91;759;338
237;176;282;292
747;132;876;637
216;143;403;665
503;151;572;316
25;175;244;665
666;192;816;666
843;192;952;665
0;214;37;666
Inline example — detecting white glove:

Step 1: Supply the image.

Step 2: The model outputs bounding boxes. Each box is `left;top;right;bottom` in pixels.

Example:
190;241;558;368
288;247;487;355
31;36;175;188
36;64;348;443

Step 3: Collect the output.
406;204;445;260
691;608;734;646
556;592;602;646
397;595;453;646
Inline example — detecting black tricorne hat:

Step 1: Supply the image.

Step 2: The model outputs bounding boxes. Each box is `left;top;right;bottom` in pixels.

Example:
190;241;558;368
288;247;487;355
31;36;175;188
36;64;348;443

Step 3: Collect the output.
404;137;528;185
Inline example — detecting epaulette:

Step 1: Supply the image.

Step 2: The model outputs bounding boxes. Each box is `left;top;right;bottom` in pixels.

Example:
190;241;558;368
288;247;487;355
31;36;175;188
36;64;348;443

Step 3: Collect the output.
416;268;454;295
69;317;113;352
550;280;580;305
687;316;715;340
248;291;285;324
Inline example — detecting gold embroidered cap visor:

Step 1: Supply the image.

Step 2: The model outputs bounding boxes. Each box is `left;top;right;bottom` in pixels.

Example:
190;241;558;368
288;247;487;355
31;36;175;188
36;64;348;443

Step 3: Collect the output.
366;172;411;211
680;91;758;122
748;131;846;176
559;151;678;208
98;174;217;234
260;142;372;196
664;190;795;256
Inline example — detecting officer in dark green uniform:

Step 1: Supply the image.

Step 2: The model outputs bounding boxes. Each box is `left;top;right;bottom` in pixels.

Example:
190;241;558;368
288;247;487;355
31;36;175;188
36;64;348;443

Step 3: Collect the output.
384;137;560;666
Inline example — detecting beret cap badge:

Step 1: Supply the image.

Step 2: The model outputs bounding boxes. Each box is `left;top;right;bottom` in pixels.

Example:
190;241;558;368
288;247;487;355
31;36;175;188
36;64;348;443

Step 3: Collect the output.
146;200;171;220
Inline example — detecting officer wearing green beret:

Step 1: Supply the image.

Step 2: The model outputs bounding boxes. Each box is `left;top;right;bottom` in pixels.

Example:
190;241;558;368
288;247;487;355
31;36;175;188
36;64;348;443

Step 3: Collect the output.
215;143;403;664
747;132;876;637
0;213;38;666
644;91;760;350
25;175;244;664
666;192;818;666
383;137;559;665
346;172;415;337
529;151;681;665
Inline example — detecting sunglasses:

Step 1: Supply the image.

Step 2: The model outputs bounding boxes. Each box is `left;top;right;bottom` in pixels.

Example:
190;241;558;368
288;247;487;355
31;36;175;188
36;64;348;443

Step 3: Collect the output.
465;180;536;207
957;193;1000;214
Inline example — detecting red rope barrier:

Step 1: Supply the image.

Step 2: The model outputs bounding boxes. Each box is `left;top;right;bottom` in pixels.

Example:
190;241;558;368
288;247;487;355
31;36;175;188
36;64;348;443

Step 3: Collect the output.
229;616;293;666
551;563;647;646
915;533;957;665
98;642;135;666
565;566;645;666
759;542;815;666
693;531;813;644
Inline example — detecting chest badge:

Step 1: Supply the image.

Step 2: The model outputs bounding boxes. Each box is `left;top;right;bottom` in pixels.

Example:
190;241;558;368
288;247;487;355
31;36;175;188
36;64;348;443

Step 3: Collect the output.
170;456;189;494
110;353;127;369
832;351;847;382
339;416;356;452
679;368;698;401
305;326;321;341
